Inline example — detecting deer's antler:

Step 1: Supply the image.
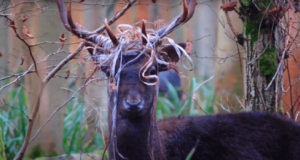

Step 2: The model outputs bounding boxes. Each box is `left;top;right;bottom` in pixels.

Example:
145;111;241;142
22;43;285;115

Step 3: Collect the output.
105;19;119;46
141;20;147;45
57;0;96;41
156;0;197;38
57;0;137;45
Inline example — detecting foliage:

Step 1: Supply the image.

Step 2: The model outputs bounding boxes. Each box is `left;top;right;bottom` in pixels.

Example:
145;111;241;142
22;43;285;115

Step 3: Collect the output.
0;86;107;159
63;100;105;154
0;127;6;160
0;86;28;159
156;77;214;120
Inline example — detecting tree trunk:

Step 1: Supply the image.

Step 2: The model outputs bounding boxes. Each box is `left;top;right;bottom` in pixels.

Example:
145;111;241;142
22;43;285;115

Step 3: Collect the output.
241;0;285;112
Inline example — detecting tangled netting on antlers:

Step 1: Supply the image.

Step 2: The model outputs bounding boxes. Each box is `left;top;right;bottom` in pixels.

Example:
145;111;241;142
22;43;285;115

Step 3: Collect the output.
92;20;194;87
56;0;196;87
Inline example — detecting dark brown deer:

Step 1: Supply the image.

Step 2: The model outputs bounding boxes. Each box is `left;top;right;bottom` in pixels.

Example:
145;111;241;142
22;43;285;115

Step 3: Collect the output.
57;0;300;160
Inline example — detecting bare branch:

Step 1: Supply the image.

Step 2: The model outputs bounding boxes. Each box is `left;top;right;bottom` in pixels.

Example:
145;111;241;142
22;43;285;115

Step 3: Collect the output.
29;77;101;143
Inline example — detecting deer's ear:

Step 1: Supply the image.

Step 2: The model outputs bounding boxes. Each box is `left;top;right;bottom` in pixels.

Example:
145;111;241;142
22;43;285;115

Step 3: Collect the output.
159;42;186;63
158;42;186;72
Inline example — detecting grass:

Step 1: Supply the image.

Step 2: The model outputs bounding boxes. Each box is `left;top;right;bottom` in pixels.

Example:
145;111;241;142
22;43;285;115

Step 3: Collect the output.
157;77;214;119
62;98;105;155
0;86;107;159
0;86;28;159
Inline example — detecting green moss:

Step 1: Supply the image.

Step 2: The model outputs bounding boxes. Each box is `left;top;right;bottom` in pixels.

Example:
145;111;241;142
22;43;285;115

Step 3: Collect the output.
258;0;274;9
241;0;251;6
27;146;58;159
259;47;277;82
27;146;45;159
244;19;259;47
46;151;58;157
242;0;274;8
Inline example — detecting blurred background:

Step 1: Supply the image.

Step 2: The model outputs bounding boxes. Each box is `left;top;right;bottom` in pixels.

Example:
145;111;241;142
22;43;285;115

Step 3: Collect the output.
0;0;288;159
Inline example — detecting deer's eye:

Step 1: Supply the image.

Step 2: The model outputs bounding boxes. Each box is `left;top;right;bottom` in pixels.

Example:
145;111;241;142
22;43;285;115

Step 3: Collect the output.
149;66;157;75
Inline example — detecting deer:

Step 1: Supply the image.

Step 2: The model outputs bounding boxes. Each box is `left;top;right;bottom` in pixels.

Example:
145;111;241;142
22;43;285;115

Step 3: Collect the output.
56;0;300;159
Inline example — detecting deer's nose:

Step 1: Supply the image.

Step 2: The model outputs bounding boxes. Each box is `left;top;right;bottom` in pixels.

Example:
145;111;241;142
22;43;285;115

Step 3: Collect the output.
123;90;144;111
126;99;142;106
123;97;143;111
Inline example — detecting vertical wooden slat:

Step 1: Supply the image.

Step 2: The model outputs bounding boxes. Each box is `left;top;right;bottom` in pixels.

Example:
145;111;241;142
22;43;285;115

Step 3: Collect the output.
0;2;10;98
82;0;109;145
214;2;244;112
0;12;7;154
135;0;150;22
26;1;67;155
113;0;134;28
191;1;217;80
283;10;300;121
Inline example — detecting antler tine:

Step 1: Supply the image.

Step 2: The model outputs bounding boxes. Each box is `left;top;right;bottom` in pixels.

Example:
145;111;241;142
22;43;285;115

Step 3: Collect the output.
57;0;69;30
105;19;119;46
66;0;80;33
57;0;98;42
142;20;147;45
156;0;197;38
178;0;188;24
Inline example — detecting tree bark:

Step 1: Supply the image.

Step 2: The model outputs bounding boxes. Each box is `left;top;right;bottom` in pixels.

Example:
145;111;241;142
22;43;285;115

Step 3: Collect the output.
241;0;285;112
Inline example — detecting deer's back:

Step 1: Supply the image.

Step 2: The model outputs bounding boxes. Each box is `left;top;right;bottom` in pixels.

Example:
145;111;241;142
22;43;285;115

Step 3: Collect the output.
157;112;300;160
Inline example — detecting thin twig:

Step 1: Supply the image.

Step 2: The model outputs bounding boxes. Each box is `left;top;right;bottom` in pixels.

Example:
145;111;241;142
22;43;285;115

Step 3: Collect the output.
216;102;231;113
0;64;33;92
43;42;85;83
4;16;40;79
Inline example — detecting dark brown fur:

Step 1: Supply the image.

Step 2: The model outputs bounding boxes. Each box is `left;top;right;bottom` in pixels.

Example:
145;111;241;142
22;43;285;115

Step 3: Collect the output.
158;113;300;160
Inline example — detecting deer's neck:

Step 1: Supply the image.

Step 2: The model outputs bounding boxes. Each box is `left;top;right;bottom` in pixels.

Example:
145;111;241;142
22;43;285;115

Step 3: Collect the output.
109;114;154;160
